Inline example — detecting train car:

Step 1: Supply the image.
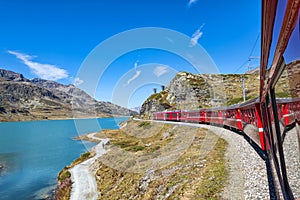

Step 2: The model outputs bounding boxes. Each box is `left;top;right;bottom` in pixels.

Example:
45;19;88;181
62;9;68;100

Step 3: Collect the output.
165;110;181;121
204;108;217;124
153;111;165;121
277;98;300;127
238;98;265;150
199;109;207;123
220;104;242;131
185;110;201;123
205;108;225;126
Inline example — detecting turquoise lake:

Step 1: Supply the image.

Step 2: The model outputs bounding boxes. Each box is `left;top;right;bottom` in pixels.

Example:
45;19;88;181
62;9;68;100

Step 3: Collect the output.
0;117;128;200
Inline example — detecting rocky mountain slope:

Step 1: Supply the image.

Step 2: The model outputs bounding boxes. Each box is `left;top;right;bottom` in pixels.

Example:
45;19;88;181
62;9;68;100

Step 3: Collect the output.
140;69;291;118
0;69;136;122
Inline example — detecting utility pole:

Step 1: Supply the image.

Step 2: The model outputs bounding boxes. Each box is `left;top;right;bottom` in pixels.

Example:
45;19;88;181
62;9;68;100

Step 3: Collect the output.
242;76;246;102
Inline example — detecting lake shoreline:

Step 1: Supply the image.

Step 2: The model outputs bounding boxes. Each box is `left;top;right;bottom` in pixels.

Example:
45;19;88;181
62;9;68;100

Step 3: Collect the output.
55;132;109;200
0;117;128;200
0;114;132;123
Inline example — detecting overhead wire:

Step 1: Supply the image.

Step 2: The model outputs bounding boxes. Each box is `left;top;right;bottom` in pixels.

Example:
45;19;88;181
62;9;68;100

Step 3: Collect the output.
233;33;261;73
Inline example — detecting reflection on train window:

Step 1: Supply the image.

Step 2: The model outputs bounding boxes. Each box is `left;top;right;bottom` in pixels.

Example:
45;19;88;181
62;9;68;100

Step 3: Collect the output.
275;15;300;199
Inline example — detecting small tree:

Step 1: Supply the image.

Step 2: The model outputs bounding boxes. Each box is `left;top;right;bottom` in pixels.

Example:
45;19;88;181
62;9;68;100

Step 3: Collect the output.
153;88;157;94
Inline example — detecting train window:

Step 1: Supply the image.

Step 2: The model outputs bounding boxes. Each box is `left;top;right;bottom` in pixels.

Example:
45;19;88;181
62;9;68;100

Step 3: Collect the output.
267;0;287;70
274;14;300;199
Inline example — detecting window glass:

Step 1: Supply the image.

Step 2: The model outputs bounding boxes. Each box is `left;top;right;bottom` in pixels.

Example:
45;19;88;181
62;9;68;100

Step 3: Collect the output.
275;15;300;199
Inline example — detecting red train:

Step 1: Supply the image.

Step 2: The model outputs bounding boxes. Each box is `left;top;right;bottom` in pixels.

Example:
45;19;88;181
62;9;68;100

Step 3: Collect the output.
153;98;299;151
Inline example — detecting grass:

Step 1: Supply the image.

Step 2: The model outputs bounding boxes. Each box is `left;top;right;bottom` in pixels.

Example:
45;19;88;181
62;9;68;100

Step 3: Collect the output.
196;138;228;199
56;167;72;200
143;91;172;110
146;93;161;101
226;95;255;105
80;152;91;159
138;121;151;127
58;169;71;182
91;120;228;199
275;91;292;98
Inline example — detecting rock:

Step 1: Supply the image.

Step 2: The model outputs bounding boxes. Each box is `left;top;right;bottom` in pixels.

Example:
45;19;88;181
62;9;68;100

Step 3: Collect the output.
162;132;170;139
140;71;290;117
0;69;29;82
145;143;151;147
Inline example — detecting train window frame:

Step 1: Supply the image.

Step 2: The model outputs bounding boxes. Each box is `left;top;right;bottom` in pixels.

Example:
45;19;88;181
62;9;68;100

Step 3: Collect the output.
274;11;300;199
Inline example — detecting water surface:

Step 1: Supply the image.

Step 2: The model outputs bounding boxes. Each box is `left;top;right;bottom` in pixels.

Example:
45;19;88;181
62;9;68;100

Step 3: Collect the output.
0;117;128;200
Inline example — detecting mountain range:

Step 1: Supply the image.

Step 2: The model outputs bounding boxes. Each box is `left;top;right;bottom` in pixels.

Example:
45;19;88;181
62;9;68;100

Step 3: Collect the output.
0;68;136;122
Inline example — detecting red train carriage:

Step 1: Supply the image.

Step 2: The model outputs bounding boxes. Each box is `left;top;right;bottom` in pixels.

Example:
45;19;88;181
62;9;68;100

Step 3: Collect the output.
165;110;181;121
221;104;242;131
204;109;217;124
238;98;265;150
199;109;206;123
185;110;201;123
277;98;300;127
153;112;165;121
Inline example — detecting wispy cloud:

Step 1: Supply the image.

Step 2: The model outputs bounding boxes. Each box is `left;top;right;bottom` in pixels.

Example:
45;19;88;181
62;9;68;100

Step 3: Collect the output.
127;70;141;85
7;50;68;81
127;60;141;85
74;77;84;86
187;0;199;7
153;65;168;77
189;24;205;47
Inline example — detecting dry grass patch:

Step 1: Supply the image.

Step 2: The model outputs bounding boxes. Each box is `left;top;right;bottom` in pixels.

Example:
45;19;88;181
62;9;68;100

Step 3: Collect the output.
92;121;228;199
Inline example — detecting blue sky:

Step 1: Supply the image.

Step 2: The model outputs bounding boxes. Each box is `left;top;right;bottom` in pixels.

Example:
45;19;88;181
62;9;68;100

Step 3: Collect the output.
0;0;261;108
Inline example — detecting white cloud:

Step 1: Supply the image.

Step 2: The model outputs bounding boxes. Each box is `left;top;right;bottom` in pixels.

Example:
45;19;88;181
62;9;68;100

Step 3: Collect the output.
74;77;84;86
188;0;199;7
7;50;68;81
189;24;205;47
153;65;168;77
126;60;142;85
127;70;141;85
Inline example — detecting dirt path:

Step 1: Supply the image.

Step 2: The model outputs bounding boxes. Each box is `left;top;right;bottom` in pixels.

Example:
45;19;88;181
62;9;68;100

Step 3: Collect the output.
69;138;109;200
